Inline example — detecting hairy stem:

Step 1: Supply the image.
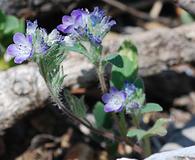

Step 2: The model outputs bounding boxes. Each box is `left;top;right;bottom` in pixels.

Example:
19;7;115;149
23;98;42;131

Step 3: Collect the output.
142;137;152;157
119;110;128;137
38;63;133;145
96;60;107;93
132;114;152;157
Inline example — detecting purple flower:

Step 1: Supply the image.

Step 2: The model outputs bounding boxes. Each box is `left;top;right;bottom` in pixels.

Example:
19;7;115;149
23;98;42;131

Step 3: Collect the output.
57;7;116;45
57;9;88;35
47;29;63;46
102;87;126;112
26;20;38;36
124;82;136;97
6;33;33;64
87;7;116;45
127;101;141;110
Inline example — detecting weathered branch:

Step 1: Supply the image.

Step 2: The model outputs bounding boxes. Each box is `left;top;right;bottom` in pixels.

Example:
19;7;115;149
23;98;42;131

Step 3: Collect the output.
1;24;195;132
175;0;195;16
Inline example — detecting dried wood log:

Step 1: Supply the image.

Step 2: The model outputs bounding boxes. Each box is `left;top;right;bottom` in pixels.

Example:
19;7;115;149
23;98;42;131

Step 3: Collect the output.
1;24;195;132
175;0;195;16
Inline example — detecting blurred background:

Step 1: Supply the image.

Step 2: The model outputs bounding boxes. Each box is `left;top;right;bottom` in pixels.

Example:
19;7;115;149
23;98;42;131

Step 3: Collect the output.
1;0;195;160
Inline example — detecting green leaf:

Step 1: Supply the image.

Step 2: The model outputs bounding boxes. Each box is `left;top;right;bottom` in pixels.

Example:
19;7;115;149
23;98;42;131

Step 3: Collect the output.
141;103;163;114
16;18;25;33
146;118;168;137
104;53;123;67
127;118;168;141
93;102;112;129
66;42;89;58
64;90;87;118
134;77;144;90
111;41;138;89
3;15;20;34
0;10;6;31
127;129;146;141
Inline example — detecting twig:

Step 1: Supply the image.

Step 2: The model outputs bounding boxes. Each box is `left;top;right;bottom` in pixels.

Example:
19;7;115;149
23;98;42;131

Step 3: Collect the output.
101;0;171;24
150;1;163;18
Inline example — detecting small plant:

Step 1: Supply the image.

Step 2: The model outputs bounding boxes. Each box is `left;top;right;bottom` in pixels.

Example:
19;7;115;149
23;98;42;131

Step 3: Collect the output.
6;7;168;158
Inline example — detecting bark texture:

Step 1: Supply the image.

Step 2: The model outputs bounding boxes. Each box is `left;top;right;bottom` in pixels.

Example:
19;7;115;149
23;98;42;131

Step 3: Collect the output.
1;24;195;132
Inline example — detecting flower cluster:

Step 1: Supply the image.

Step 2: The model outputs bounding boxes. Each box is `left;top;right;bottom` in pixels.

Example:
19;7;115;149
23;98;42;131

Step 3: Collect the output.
6;20;62;64
102;82;143;113
57;7;116;45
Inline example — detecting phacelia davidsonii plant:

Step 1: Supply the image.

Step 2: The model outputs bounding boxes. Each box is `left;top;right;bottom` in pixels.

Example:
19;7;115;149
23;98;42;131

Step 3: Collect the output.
6;7;168;159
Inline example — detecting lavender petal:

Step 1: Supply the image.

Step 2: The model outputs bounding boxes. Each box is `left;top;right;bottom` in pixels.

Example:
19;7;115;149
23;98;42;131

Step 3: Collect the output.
6;44;20;57
13;33;28;45
102;93;111;103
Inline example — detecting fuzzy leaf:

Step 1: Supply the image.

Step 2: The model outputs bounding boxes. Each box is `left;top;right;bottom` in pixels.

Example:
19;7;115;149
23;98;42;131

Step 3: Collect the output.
64;90;87;118
127;129;146;141
141;103;163;114
146;118;168;137
127;118;168;141
111;41;138;89
38;44;67;96
104;53;123;67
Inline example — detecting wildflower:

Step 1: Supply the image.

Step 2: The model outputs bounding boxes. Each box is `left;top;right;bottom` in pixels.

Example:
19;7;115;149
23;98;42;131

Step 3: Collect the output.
47;29;63;46
26;20;38;36
57;9;88;35
102;87;126;112
57;7;116;45
32;26;62;54
6;33;33;64
126;101;141;111
7;20;63;63
124;82;136;97
87;7;116;45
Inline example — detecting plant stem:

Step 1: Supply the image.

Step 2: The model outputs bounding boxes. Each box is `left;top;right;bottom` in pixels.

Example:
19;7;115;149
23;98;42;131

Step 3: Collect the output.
142;137;151;157
119;110;128;137
96;60;107;93
132;113;152;157
132;114;140;129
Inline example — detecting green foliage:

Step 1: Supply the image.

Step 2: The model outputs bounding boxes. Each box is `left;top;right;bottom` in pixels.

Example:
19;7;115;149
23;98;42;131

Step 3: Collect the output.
127;128;146;141
147;118;168;137
37;45;67;96
66;42;88;56
141;103;163;114
93;102;112;129
64;90;87;118
127;118;168;141
111;41;138;89
103;53;123;67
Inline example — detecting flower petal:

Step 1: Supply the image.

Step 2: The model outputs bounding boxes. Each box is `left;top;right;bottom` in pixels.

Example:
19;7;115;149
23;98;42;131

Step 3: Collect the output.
26;20;38;35
57;24;73;33
6;44;20;57
109;87;118;93
102;93;111;103
104;104;115;112
118;91;126;101
62;15;72;24
14;53;31;64
13;33;28;45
